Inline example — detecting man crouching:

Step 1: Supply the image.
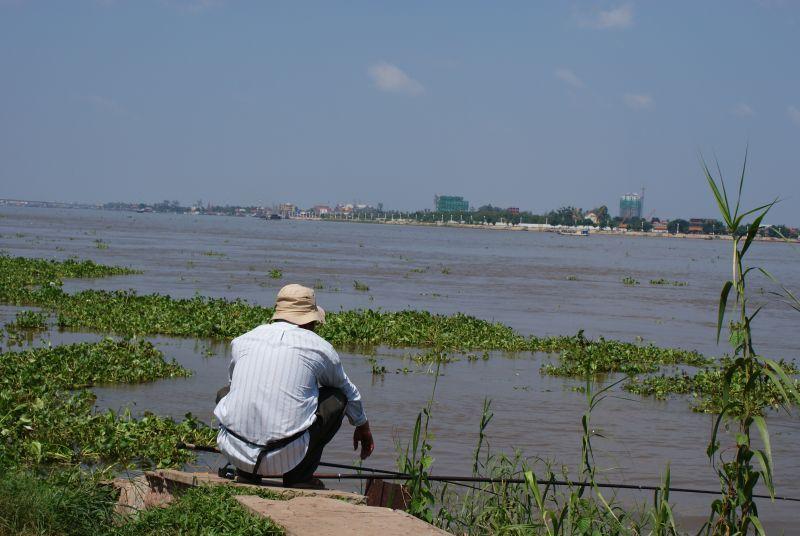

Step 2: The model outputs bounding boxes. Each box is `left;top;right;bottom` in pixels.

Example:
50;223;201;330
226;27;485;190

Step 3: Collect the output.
214;284;374;488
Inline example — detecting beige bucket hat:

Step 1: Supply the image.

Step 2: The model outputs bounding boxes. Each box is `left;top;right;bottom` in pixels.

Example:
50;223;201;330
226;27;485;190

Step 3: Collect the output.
271;284;326;325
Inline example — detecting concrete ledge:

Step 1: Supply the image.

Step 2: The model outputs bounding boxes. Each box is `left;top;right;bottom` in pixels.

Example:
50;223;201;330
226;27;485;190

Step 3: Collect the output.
144;469;367;504
236;495;451;536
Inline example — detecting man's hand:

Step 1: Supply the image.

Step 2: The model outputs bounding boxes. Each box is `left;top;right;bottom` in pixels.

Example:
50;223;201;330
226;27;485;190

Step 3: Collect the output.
353;421;374;460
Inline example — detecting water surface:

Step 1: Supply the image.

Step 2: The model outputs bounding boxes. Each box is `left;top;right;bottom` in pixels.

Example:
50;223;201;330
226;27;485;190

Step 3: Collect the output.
2;207;798;530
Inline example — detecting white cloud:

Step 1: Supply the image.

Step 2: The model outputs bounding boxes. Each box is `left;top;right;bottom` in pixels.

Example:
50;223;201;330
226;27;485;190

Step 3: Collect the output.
368;61;424;96
555;68;584;89
733;103;756;117
623;93;653;110
576;4;634;30
789;105;800;125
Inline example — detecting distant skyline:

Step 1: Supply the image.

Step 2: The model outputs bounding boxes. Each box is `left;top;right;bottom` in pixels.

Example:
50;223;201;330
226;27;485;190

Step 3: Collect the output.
1;1;799;223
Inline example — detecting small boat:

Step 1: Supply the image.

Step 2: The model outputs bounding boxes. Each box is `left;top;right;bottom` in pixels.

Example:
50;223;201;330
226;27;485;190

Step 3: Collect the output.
558;229;589;236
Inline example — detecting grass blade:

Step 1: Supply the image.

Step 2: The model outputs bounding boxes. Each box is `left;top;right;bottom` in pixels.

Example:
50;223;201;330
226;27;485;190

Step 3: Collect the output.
716;281;733;343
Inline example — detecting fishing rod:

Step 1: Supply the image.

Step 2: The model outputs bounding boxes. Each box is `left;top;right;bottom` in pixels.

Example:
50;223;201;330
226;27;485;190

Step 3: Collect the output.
177;443;800;503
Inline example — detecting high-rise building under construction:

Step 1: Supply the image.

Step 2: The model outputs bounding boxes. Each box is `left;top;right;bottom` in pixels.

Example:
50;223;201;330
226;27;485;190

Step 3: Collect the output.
434;195;469;212
619;192;643;219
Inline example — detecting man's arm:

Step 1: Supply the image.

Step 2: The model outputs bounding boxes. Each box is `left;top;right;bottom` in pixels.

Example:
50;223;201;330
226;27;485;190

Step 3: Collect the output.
318;347;374;458
353;421;374;460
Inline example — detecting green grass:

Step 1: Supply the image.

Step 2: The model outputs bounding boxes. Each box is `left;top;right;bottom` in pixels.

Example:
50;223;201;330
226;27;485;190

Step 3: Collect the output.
116;486;283;536
0;470;284;536
0;469;116;536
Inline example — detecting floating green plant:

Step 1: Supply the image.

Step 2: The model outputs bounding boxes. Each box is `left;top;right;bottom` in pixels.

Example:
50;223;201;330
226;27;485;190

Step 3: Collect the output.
621;276;639;286
7;310;48;330
268;268;283;279
624;358;800;415
353;280;370;292
0;338;212;468
649;278;688;286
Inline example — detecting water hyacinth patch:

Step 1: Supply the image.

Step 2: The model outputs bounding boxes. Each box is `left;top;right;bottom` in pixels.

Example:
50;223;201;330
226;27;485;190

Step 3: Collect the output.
6;310;48;331
624;358;800;415
0;339;214;468
0;254;139;305
649;278;688;286
535;331;710;376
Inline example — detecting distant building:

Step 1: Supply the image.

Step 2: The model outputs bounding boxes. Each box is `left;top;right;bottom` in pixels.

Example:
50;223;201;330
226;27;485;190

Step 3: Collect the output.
652;220;668;233
278;203;297;218
619;193;643;219
584;212;599;225
507;207;520;215
688;218;705;234
434;195;469;212
313;205;331;216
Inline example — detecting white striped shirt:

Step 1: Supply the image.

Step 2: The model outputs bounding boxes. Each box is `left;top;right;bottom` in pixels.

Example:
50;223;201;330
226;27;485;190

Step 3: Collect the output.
213;322;367;475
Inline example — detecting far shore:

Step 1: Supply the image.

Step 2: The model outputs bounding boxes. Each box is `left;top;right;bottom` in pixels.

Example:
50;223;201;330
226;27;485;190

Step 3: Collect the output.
297;215;798;244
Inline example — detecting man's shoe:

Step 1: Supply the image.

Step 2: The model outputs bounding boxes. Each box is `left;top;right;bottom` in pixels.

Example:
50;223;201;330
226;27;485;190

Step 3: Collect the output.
235;469;263;485
283;477;326;490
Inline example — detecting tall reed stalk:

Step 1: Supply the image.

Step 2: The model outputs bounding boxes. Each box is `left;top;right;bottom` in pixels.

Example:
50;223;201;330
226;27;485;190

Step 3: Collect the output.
702;151;800;535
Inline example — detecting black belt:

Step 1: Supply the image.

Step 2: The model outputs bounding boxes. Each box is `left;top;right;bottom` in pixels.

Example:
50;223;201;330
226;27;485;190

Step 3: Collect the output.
221;424;309;452
221;423;312;474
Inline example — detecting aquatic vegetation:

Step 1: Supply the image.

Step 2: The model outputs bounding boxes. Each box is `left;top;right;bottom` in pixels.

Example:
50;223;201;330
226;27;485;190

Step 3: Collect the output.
0;254;139;305
94;239;109;250
367;357;387;376
565;275;579;281
538;331;709;377
268;268;283;279
1;338;188;390
0;339;213;468
624;358;799;415
649;278;688;286
55;291;271;339
621;276;639;286
440;266;451;275
201;250;225;257
6;310;48;330
1;255;713;372
410;348;459;365
353;280;370;291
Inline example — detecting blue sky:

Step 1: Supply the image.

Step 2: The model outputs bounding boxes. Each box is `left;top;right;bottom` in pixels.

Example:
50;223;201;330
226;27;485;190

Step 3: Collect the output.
1;1;799;223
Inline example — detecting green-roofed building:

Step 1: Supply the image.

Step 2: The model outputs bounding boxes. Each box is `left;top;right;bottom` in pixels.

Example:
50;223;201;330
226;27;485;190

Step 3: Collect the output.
434;195;469;212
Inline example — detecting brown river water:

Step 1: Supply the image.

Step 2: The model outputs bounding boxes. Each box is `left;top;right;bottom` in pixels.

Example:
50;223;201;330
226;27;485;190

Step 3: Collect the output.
1;207;798;531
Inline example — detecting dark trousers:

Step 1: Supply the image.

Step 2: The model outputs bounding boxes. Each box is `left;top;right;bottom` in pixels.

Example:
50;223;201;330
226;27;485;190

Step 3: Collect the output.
282;386;347;485
215;385;346;484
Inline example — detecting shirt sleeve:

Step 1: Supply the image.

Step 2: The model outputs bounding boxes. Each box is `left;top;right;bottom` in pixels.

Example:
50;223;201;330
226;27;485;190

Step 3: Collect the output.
318;347;368;427
228;339;242;381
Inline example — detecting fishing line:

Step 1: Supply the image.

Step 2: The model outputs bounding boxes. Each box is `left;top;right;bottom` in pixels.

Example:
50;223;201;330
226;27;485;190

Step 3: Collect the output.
177;443;800;502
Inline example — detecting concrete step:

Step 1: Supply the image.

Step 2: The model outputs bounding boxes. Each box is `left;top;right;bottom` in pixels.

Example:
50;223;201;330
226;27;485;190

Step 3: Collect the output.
144;469;367;504
236;495;451;536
